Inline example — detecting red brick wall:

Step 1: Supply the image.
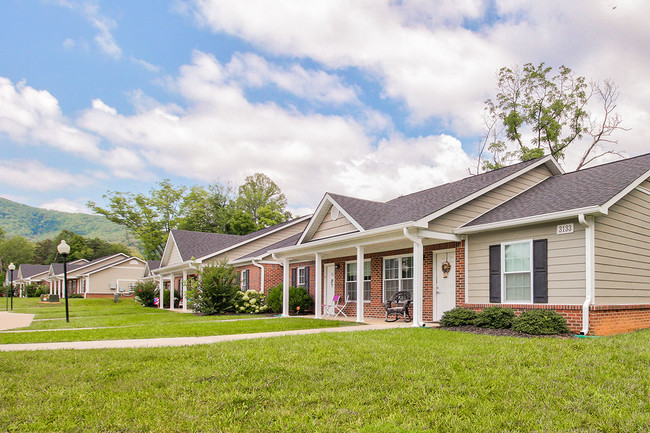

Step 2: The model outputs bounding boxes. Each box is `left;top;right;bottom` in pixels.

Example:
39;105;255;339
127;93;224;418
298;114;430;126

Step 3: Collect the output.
462;303;584;334
590;305;650;336
461;303;650;336
322;242;462;320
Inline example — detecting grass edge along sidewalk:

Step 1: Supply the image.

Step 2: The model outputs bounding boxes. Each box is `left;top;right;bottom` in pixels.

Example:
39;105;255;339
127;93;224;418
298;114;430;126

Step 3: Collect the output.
0;321;404;351
1;298;362;346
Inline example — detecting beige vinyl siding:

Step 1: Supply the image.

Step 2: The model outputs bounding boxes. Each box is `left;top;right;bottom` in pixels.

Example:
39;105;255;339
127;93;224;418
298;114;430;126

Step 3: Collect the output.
66;255;128;278
428;164;553;233
204;220;309;265
166;242;183;266
594;181;650;304
312;207;357;240
467;220;585;304
86;261;146;294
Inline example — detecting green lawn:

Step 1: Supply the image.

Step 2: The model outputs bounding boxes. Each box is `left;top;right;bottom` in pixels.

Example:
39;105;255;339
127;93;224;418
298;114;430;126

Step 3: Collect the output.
1;298;353;344
1;328;649;432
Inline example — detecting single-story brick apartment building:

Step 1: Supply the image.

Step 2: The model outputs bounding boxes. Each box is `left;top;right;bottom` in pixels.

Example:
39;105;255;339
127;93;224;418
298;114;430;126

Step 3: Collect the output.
150;153;650;336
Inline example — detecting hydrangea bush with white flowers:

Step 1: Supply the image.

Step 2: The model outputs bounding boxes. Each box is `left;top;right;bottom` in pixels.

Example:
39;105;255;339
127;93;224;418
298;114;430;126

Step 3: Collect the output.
233;290;269;314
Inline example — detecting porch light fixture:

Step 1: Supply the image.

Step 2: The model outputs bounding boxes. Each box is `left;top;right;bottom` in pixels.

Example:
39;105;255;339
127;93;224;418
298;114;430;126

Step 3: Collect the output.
57;240;71;323
8;263;15;311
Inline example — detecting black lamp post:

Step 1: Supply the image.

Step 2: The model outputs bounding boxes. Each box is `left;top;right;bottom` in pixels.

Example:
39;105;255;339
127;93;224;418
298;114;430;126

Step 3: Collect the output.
57;240;71;323
8;263;15;311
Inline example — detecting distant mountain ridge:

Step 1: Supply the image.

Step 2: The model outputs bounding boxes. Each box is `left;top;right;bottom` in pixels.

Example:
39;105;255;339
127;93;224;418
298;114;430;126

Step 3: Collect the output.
0;197;135;246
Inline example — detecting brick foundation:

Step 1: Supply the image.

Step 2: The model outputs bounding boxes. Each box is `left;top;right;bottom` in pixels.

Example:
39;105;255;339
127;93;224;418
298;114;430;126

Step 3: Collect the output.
85;293;135;299
590;304;650;336
461;303;650;336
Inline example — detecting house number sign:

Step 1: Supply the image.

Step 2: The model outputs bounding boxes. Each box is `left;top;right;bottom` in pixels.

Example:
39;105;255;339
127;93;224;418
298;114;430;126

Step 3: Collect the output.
557;223;574;235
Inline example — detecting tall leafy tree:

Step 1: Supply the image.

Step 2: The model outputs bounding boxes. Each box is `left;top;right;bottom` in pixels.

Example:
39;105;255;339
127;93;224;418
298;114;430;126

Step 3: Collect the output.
235;173;292;228
178;184;233;233
476;62;626;172
88;180;186;260
0;236;35;269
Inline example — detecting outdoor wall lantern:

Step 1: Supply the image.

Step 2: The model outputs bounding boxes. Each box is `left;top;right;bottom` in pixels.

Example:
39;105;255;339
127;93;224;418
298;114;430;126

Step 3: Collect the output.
57;240;71;323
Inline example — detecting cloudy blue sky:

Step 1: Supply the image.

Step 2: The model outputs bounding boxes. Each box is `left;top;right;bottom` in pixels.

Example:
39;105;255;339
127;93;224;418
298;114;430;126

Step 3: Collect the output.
1;0;647;216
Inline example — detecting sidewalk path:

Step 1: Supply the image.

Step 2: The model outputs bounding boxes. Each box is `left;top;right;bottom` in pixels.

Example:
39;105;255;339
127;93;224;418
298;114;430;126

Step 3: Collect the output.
0;322;417;352
0;312;34;331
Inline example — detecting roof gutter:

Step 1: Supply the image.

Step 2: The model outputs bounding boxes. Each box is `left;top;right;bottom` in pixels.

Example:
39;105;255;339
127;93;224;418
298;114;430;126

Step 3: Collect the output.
252;259;265;293
455;206;606;234
578;214;595;335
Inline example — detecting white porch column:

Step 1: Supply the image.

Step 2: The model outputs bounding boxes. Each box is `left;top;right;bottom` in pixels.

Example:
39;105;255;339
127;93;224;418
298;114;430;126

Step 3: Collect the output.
412;238;424;327
315;253;322;319
282;258;290;317
356;246;365;323
169;274;175;310
158;275;164;309
182;270;188;311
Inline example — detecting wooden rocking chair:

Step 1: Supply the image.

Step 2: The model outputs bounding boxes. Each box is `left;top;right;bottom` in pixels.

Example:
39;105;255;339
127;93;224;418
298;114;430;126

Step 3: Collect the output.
384;291;412;322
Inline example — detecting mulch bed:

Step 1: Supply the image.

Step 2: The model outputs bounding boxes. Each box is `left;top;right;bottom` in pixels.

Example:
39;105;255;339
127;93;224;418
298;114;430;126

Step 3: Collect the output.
438;325;577;339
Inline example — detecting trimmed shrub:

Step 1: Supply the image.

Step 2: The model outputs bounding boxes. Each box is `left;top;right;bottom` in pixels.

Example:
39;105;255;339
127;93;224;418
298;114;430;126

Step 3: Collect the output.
187;261;239;315
233;289;269;314
69;294;84;299
24;284;48;298
512;309;571;335
162;289;181;308
475;306;516;329
440;307;478;327
134;280;159;307
266;284;314;314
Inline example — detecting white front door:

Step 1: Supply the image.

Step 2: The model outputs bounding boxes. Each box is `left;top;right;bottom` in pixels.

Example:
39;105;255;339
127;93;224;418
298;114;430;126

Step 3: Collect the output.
434;251;456;321
324;264;336;315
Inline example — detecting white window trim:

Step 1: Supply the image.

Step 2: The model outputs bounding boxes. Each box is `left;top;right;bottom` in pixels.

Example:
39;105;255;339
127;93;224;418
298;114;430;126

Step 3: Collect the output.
297;266;306;287
241;269;249;291
382;254;414;303
344;259;371;303
501;239;534;304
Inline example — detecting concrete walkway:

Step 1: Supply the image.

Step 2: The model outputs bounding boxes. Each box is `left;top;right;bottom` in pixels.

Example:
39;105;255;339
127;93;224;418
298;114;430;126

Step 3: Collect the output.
0;321;418;352
0;312;34;331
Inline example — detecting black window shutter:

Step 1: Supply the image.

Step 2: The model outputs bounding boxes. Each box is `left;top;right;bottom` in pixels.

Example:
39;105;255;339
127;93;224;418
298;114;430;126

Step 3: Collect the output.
489;245;501;303
304;266;310;292
244;270;249;290
291;268;297;288
533;239;548;303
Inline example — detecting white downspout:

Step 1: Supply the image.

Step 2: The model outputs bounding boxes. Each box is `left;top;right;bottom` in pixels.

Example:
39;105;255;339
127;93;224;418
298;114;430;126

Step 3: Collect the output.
578;214;595;335
403;228;424;327
252;260;265;294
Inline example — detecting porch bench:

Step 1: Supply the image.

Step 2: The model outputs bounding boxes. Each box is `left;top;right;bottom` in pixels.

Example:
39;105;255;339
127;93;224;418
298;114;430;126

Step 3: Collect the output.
385;291;412;322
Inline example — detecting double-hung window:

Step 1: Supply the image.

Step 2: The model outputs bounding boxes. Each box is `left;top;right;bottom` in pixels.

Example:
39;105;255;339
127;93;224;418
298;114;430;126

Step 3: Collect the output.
383;256;413;301
345;260;371;302
241;269;249;291
297;267;306;287
502;241;533;302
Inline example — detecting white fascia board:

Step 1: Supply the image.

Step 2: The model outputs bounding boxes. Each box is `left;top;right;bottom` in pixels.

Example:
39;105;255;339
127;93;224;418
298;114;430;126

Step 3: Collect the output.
153;260;196;275
271;221;414;258
82;257;146;276
601;169;650;211
414;155;559;227
416;230;462;242
159;231;178;267
298;194;364;245
297;195;334;245
195;215;312;262
454;206;605;234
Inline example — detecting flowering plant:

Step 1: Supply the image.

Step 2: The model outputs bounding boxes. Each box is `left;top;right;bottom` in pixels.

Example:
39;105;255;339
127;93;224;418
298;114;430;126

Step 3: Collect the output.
233;290;268;314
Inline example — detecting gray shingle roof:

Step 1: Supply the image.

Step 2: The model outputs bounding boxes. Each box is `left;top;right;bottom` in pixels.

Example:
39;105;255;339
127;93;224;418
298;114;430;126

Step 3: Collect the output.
171;230;244;261
171;217;309;261
326;157;547;230
18;264;50;278
464;153;650;227
147;260;161;271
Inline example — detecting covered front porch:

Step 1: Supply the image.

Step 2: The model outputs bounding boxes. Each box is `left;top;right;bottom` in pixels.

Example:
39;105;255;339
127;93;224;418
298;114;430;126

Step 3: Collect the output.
271;226;466;326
